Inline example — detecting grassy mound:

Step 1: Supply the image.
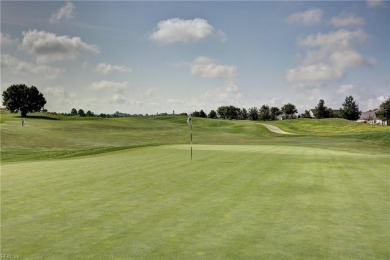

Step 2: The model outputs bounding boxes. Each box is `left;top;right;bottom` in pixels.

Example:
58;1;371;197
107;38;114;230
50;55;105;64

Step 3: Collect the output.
268;118;389;135
0;113;269;161
1;113;389;162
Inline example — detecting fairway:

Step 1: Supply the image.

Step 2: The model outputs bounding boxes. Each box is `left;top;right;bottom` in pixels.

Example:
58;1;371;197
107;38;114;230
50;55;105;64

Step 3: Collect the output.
1;143;389;259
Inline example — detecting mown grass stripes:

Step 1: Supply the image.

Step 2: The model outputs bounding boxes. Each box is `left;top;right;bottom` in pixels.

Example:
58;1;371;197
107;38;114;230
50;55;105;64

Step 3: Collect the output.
1;144;389;259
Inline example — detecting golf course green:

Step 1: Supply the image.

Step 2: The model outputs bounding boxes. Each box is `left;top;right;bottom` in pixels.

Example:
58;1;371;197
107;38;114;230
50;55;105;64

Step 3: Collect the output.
1;112;389;259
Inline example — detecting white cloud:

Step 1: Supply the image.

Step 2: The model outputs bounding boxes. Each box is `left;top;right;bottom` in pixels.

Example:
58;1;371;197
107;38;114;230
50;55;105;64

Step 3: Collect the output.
40;86;78;113
143;88;158;97
298;29;369;50
50;1;75;23
301;49;328;65
367;0;386;8
337;84;354;94
95;63;132;74
330;13;365;27
365;96;386;110
110;94;127;105
1;54;63;79
21;30;100;63
377;96;387;103
43;85;76;98
187;56;242;110
286;64;344;86
217;31;228;43
196;80;243;110
191;56;237;79
1;33;16;46
90;80;128;92
329;49;374;69
287;9;324;25
287;29;375;87
150;18;215;44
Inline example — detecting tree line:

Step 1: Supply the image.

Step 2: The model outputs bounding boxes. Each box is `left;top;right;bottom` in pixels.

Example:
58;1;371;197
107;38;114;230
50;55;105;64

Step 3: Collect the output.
2;84;390;125
192;103;302;121
191;103;298;121
191;103;297;121
70;108;94;117
191;96;389;122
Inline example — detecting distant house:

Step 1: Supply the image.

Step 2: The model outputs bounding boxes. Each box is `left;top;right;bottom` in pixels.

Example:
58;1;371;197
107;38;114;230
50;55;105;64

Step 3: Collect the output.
332;110;341;117
277;113;297;120
357;111;387;125
309;109;316;118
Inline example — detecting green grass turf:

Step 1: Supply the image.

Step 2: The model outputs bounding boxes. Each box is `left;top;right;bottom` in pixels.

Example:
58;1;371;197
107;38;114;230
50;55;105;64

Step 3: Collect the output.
1;113;390;258
1;145;389;259
0;113;277;162
1;113;389;162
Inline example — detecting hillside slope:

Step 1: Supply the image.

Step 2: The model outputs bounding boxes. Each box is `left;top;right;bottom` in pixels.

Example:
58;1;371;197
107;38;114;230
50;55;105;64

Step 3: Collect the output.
1;113;389;162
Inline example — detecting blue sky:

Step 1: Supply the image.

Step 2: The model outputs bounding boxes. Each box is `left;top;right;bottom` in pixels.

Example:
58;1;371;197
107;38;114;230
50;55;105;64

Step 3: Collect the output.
1;1;389;114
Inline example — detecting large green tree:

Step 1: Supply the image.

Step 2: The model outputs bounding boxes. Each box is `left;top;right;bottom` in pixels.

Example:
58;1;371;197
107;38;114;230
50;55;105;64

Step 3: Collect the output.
281;103;298;118
339;96;361;120
270;107;281;120
239;108;248;120
248;107;259;121
314;99;333;119
375;97;390;125
259;105;271;121
301;110;311;118
86;110;95;117
78;109;86;117
208;110;217;119
199;110;207;118
2;84;46;117
71;108;78;116
217;105;240;120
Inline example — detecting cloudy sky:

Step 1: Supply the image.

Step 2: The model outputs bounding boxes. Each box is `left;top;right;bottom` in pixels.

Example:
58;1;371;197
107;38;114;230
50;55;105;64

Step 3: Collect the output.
1;1;389;114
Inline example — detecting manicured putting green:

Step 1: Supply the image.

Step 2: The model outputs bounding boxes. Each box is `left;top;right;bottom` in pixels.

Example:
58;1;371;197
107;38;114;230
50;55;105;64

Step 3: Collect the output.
2;144;389;259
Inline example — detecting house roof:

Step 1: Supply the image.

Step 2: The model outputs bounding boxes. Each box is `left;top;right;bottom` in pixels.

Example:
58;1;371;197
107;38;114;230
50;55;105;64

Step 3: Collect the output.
359;111;376;120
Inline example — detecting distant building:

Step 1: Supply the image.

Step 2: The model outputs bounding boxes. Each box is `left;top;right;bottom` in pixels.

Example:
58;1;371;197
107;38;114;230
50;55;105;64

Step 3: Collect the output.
332;110;341;118
277;113;297;120
309;109;316;118
357;111;387;125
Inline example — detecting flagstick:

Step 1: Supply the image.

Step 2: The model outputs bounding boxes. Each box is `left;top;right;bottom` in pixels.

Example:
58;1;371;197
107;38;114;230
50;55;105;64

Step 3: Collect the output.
187;116;193;161
190;123;192;161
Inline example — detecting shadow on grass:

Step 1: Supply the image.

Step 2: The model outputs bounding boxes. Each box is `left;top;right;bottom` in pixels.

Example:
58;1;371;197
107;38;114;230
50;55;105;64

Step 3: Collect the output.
17;115;60;120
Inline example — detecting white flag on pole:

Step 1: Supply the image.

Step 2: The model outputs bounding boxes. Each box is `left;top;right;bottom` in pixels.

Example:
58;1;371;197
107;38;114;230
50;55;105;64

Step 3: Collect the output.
187;116;192;126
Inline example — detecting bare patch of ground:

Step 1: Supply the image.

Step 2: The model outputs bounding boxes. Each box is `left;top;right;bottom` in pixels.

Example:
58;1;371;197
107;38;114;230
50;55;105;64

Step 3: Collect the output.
261;124;295;135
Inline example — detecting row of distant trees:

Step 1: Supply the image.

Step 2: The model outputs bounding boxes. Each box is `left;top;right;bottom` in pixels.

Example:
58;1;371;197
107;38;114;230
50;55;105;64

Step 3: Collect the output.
192;103;298;121
68;109;144;118
301;96;362;120
2;84;390;124
191;96;389;122
70;108;94;117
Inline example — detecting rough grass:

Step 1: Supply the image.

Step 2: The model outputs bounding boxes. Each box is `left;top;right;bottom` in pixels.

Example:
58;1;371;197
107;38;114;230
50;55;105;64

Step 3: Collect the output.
1;113;389;162
0;113;277;162
268;118;389;135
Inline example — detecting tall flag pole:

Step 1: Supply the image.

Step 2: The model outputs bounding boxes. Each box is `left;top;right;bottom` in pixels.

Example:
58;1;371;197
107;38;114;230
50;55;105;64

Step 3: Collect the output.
187;116;193;161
